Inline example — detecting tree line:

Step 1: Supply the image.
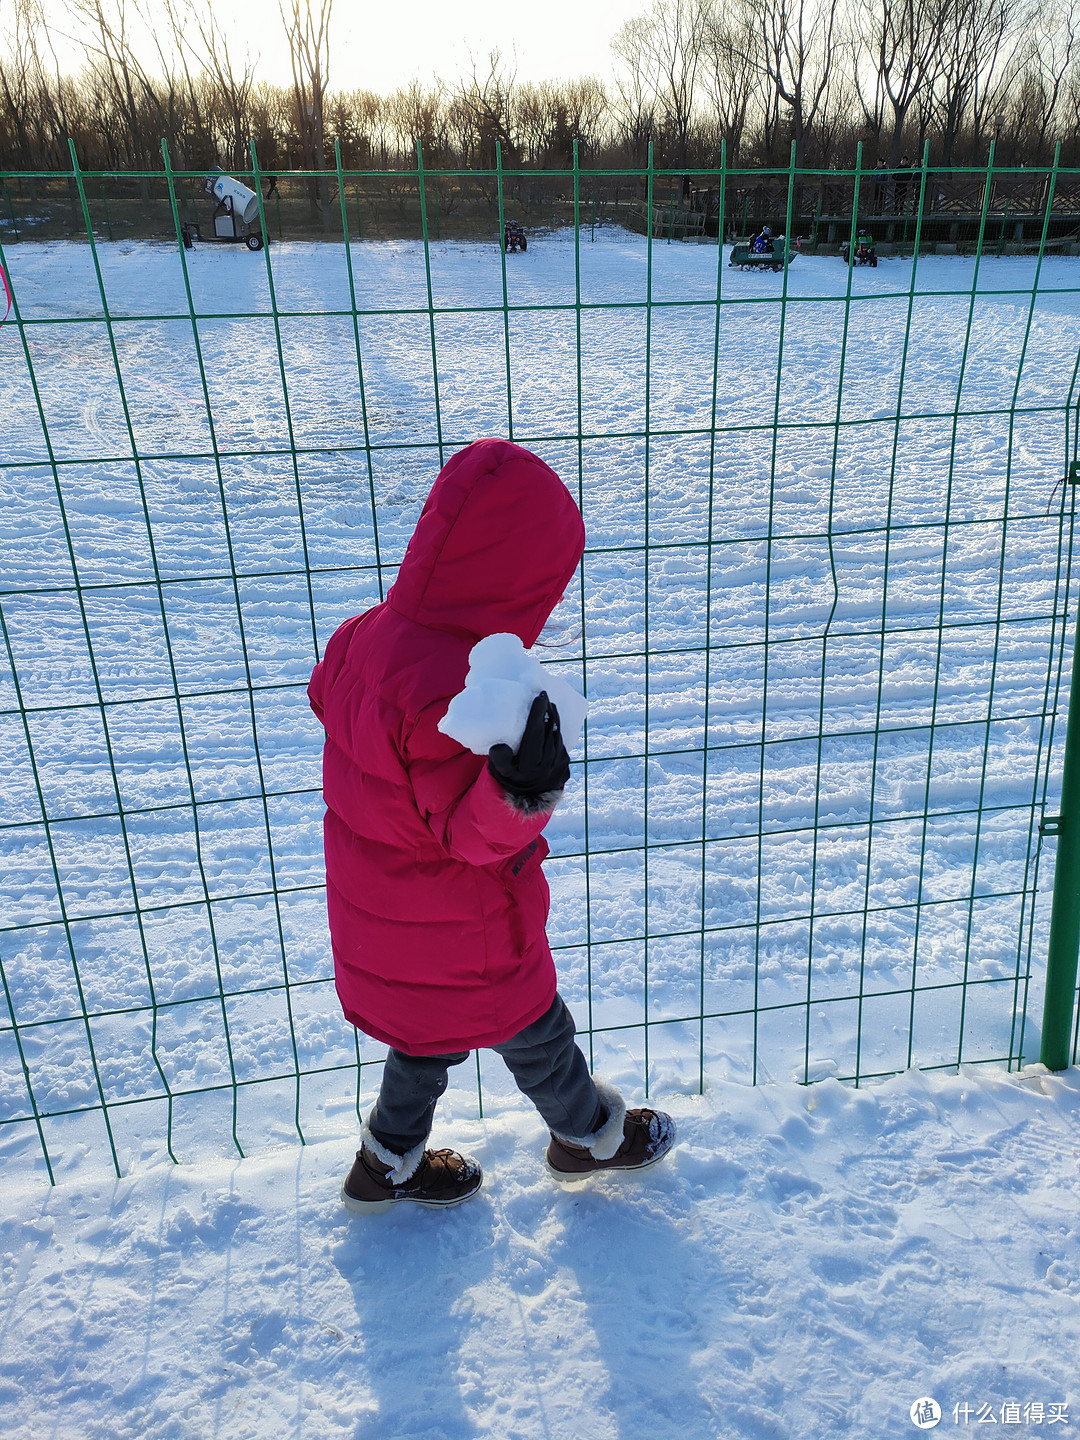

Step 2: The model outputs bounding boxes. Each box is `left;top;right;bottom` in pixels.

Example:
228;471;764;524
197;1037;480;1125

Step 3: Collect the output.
1;0;1078;175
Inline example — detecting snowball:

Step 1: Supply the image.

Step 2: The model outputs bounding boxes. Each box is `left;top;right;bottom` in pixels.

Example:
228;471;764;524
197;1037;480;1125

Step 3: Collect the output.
437;633;589;757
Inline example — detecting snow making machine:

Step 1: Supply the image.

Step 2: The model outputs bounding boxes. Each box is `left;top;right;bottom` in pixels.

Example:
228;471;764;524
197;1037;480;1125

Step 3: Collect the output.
180;172;268;252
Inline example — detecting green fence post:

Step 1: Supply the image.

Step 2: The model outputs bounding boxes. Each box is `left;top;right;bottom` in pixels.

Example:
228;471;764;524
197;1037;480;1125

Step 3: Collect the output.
334;139;384;599
1041;601;1080;1070
570;137;596;1071
810;145;858;1084
698;138;727;1092
750;139;799;1087
494;140;514;440
415;138;446;468
643;139;655;1094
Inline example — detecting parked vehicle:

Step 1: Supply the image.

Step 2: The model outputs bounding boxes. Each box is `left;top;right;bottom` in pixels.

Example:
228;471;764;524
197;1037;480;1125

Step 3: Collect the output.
728;235;800;272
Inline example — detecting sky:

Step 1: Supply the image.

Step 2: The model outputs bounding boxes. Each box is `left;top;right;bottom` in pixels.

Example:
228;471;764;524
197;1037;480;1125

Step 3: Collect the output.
39;0;646;93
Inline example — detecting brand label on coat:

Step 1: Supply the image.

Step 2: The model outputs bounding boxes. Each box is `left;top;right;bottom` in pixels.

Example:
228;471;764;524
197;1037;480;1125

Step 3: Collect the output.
511;839;540;877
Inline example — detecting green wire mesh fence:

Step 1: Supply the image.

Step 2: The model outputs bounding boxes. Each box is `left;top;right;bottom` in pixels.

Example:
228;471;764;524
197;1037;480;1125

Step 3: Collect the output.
1;144;1078;1182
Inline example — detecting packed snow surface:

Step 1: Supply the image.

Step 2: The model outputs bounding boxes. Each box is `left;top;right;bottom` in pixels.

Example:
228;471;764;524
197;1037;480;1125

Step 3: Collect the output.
2;1065;1079;1439
438;633;589;755
1;233;1075;1160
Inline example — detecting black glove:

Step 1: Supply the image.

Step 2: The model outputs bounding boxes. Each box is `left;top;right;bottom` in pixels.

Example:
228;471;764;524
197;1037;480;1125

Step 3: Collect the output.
488;691;570;805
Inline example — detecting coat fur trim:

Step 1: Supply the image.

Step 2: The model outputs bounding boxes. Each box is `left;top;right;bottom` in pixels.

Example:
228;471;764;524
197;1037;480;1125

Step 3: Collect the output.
361;1117;427;1185
499;786;564;817
551;1077;627;1161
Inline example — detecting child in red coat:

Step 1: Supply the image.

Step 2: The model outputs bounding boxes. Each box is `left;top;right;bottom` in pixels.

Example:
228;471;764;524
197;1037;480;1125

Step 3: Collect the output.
308;438;675;1211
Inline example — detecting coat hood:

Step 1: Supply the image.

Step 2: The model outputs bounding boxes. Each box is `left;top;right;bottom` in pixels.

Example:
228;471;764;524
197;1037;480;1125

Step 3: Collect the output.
386;438;585;647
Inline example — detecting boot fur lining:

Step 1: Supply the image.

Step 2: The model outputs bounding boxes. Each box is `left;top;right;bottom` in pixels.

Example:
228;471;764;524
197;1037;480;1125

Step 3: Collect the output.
360;1118;427;1185
552;1078;627;1161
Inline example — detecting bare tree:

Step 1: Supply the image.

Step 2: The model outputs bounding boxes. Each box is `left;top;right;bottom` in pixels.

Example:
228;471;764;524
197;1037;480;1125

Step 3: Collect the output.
31;1;79;163
66;0;170;165
0;0;39;167
1022;0;1080;154
452;50;517;167
612;0;709;165
565;77;611;157
754;0;841;167
700;0;763;160
1064;51;1080;159
173;0;257;169
389;82;448;159
929;0;1029;162
281;0;333;219
514;82;553;165
512;78;609;166
156;0;213;162
971;0;1038;154
996;0;1077;159
851;0;942;162
247;78;290;169
609;22;658;161
4;0;1080;174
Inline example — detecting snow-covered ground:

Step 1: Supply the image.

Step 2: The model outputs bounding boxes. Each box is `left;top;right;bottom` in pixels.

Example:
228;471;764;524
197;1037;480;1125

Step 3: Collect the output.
2;234;1076;1173
1;232;1078;1438
3;1065;1079;1439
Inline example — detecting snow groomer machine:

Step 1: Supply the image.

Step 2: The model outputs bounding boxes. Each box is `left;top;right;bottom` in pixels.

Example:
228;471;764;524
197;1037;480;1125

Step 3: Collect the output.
180;171;268;251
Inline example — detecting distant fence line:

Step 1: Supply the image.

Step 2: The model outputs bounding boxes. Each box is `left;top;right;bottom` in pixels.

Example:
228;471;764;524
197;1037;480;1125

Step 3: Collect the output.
1;145;1079;250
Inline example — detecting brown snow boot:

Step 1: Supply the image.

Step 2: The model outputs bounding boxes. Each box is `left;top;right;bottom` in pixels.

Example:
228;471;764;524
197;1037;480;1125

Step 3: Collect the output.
545;1080;677;1182
341;1142;482;1214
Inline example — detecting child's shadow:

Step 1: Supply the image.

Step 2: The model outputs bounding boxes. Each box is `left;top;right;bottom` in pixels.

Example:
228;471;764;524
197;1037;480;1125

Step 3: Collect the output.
550;1183;729;1439
329;1141;731;1440
330;1194;499;1440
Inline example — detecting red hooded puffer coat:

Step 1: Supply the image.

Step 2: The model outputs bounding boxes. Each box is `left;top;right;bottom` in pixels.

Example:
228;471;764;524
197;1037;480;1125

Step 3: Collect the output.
308;439;586;1055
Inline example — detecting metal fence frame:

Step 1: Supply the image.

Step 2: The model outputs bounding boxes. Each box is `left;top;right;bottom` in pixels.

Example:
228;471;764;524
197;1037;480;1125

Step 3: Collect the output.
1;142;1078;1182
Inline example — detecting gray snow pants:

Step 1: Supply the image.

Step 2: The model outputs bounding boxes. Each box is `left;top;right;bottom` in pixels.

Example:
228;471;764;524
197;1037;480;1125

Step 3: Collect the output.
367;993;604;1156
